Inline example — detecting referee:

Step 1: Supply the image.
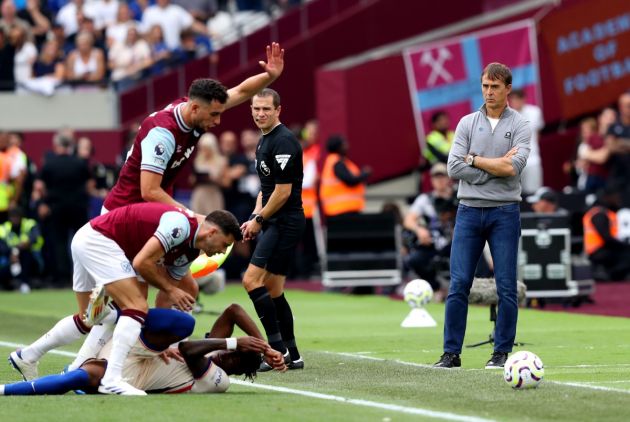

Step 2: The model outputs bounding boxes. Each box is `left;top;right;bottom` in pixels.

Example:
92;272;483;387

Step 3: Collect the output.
241;88;305;370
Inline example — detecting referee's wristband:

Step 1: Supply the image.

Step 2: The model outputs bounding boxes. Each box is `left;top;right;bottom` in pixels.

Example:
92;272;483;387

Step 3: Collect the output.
226;337;237;350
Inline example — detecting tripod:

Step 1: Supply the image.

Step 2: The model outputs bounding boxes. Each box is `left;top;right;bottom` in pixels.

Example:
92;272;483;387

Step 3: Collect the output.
466;304;527;348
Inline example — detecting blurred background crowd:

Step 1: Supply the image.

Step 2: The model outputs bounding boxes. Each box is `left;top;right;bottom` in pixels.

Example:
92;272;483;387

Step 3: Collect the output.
0;0;302;93
1;0;629;304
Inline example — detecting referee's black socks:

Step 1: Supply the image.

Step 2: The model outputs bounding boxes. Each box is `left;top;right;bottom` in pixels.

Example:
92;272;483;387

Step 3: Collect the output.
248;286;286;353
273;293;301;361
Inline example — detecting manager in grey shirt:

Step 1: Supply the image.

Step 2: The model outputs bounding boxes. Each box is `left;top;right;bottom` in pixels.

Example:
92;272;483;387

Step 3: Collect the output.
433;62;531;370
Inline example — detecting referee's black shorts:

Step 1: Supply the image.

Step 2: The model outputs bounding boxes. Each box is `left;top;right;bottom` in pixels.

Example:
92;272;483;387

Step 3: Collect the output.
250;212;305;276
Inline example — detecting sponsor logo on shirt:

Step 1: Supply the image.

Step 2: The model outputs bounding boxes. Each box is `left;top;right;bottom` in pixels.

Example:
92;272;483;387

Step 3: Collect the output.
275;154;291;170
260;160;271;176
171;146;195;169
504;132;512;139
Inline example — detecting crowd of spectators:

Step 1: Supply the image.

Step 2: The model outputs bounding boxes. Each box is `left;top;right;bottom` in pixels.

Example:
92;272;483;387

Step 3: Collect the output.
2;88;630;294
0;0;304;94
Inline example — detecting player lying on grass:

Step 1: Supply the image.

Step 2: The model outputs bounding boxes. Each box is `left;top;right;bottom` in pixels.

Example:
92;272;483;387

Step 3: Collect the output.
1;303;286;395
9;203;241;395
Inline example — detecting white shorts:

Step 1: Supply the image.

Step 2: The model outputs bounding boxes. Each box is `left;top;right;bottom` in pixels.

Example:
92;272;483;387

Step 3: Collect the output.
71;223;137;293
99;339;228;393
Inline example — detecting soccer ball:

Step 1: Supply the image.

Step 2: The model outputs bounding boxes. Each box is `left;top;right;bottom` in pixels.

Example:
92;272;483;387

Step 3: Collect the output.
503;351;544;389
403;279;433;308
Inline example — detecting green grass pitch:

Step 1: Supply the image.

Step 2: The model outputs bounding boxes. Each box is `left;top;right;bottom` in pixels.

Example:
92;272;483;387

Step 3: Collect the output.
1;285;629;422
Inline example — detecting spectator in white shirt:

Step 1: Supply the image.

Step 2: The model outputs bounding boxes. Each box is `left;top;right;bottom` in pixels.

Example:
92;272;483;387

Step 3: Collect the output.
509;89;544;195
9;25;37;87
141;0;208;50
108;26;152;81
106;3;138;48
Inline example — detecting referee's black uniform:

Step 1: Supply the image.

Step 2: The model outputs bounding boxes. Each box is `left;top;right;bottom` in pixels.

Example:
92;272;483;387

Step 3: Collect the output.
250;123;305;275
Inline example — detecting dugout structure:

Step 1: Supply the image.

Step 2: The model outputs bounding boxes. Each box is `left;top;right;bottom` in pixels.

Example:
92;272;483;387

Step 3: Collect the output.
321;212;402;287
518;212;594;299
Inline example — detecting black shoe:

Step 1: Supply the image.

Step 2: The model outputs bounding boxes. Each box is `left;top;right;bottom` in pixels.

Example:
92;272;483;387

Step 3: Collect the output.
485;351;508;369
258;361;274;372
287;358;304;370
259;350;291;372
433;352;461;368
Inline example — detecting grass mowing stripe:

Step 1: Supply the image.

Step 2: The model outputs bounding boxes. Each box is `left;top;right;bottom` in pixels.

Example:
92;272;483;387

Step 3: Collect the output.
230;379;496;422
0;341;495;422
321;349;630;395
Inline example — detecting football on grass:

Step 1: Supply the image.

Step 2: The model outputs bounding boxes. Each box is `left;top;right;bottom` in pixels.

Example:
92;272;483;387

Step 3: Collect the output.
503;351;544;389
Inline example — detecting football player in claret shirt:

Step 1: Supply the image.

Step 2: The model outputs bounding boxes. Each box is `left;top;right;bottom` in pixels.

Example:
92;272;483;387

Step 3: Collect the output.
9;203;242;395
240;88;305;370
104;42;285;213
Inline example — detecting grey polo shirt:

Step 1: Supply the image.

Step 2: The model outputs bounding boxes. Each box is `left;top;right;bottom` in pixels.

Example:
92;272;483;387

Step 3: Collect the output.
447;105;531;207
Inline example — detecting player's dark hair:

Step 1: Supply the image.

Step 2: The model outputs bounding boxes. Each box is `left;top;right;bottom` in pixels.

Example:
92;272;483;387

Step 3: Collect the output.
255;88;281;108
481;62;512;86
431;110;448;124
231;351;263;381
189;79;229;104
510;88;525;98
206;210;243;242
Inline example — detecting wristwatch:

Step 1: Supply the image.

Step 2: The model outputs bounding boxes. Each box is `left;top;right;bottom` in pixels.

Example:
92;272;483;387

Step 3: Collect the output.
465;154;476;167
254;214;264;224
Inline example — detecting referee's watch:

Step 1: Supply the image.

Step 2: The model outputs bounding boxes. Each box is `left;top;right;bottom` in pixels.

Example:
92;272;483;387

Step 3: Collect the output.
254;214;264;224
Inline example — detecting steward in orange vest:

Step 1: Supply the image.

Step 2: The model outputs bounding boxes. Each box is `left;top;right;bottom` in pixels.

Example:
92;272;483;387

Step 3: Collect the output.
302;142;320;219
582;188;630;280
583;206;618;256
319;135;371;217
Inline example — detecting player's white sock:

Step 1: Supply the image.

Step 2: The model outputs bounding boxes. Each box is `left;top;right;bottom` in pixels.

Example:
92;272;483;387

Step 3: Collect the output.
100;315;142;385
67;323;114;371
0;385;5;395
20;315;87;363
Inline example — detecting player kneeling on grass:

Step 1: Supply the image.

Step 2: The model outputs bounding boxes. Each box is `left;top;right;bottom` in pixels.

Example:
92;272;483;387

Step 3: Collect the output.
0;304;286;396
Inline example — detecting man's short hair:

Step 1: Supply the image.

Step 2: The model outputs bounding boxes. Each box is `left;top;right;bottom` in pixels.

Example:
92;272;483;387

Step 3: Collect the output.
481;62;512;86
188;79;228;105
255;88;281;108
205;210;243;242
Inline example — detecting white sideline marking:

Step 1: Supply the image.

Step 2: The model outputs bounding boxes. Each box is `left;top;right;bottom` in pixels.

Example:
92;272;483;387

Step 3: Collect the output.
550;381;630;394
554;364;630;368
322;351;630;394
0;340;76;357
2;341;629;400
323;351;434;369
0;340;494;421
576;380;630;385
230;379;495;422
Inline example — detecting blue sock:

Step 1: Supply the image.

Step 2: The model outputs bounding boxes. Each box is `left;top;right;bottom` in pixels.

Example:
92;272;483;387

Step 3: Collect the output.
4;369;90;395
140;308;195;350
